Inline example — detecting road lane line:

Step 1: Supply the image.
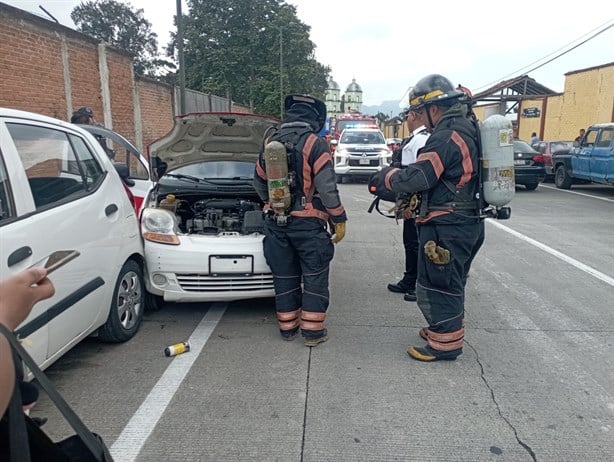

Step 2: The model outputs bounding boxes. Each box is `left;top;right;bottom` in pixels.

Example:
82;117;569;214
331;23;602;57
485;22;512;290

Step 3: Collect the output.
110;303;227;462
539;184;614;202
487;220;614;287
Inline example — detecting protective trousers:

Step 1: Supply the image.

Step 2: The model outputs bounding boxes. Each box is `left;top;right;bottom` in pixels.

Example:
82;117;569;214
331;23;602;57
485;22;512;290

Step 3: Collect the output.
402;218;419;288
415;221;485;353
263;217;334;339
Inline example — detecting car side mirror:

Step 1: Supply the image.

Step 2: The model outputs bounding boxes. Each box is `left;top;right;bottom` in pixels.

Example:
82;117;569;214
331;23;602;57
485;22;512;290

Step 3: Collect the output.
150;156;168;180
113;162;135;186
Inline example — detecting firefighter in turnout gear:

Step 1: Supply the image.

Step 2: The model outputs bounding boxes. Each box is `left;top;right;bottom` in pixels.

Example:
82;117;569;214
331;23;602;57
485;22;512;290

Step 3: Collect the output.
369;74;485;361
254;94;347;347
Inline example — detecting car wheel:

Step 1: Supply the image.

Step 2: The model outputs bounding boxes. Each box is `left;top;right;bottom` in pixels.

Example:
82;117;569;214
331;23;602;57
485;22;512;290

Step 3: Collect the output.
145;291;164;311
98;259;144;343
524;182;539;191
554;165;573;189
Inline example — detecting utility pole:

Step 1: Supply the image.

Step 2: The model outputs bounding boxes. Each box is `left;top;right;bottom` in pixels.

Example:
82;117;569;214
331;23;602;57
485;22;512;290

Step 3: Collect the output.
176;0;186;115
279;26;283;118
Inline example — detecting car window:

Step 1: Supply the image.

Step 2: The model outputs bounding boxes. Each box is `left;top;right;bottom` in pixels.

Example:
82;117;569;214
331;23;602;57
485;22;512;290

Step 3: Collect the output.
551;141;573;152
6;123;104;209
0;154;16;223
340;131;385;144
111;144;149;180
596;128;613;148
583;130;598;147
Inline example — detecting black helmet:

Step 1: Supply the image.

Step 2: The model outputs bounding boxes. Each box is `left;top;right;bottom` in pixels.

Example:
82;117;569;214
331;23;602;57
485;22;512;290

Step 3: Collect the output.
408;74;465;111
284;94;327;132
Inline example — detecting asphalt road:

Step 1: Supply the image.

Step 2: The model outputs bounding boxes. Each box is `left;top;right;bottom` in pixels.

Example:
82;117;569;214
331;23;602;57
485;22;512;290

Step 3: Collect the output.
33;181;614;462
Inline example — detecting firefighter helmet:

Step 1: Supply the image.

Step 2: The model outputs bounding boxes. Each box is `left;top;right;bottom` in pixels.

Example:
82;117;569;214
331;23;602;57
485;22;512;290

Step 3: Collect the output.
408;74;466;111
284;94;327;132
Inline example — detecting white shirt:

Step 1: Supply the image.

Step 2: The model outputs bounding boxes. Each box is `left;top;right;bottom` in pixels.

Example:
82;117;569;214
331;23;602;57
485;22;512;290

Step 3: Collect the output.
401;125;430;166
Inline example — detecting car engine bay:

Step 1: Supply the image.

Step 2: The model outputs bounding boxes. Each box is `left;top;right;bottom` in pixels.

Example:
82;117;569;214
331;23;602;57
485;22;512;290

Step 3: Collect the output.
157;194;265;235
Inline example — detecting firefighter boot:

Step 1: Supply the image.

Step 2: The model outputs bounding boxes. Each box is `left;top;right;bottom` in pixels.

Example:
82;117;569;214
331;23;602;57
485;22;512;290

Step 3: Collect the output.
388;277;413;294
304;329;329;347
407;345;462;362
403;289;417;302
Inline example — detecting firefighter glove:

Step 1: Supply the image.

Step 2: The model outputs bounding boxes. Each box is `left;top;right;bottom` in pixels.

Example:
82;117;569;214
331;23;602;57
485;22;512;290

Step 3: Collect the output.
424;240;450;264
331;221;346;244
367;167;399;203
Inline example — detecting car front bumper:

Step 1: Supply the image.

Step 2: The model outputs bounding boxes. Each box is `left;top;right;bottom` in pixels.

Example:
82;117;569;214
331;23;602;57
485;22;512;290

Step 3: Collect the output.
144;234;274;303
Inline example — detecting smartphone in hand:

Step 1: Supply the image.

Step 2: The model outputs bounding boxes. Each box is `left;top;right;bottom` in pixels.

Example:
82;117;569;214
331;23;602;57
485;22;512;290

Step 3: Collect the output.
30;250;80;274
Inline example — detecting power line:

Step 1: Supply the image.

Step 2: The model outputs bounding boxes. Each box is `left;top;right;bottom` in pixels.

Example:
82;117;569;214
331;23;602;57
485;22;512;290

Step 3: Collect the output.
474;18;614;92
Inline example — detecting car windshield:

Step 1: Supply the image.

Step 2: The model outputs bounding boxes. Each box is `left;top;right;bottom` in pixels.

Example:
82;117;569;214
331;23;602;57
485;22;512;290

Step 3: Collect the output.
514;140;538;153
551;141;573;152
169;161;255;180
340;131;385;144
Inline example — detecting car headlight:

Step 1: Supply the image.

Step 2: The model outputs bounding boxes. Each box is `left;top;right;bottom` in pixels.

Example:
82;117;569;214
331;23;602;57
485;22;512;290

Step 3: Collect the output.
141;208;180;245
335;149;348;165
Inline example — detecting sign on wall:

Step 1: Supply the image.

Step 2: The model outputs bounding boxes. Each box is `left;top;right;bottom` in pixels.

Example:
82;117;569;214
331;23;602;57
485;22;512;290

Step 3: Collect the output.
523;107;541;118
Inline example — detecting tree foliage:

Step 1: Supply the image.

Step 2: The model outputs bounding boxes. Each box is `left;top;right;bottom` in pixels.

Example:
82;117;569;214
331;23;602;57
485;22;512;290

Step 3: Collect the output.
177;0;330;117
71;0;173;76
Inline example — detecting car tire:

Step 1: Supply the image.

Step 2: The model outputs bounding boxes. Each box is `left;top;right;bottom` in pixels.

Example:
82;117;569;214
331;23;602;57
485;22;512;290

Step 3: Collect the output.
145;291;164;311
524;182;539;191
554;165;573;189
98;259;144;343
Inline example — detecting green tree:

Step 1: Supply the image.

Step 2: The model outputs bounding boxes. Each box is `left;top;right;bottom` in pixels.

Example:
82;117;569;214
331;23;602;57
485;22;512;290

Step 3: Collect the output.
71;0;173;76
177;0;330;117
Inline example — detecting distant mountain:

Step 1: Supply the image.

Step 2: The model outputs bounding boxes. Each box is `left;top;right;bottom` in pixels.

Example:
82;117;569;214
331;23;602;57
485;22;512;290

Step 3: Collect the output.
361;100;405;118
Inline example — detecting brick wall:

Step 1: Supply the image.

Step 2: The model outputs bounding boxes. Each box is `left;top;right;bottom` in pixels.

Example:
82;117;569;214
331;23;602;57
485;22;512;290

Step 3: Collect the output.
136;77;174;152
0;13;67;118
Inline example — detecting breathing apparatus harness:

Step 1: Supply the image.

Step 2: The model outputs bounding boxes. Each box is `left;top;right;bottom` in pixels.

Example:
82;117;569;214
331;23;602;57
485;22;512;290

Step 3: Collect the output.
264;122;313;225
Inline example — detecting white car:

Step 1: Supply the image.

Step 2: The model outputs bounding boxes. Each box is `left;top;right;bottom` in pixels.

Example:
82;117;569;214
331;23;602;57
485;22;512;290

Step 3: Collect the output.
0;108;145;372
140;112;278;308
334;127;391;183
78;124;152;215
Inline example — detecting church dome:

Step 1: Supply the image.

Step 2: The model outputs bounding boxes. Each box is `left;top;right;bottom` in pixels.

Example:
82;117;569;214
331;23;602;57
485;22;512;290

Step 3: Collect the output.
346;78;362;92
327;78;339;90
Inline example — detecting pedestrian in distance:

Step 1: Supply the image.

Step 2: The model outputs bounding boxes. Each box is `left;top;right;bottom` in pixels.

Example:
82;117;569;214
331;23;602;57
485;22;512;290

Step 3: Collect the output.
530;132;540;146
574;128;585;146
254;94;347;347
369;74;485;362
387;109;430;302
70;107;115;159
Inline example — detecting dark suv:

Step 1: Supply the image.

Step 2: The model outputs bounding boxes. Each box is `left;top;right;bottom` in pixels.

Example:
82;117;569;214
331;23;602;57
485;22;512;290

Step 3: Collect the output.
513;140;546;190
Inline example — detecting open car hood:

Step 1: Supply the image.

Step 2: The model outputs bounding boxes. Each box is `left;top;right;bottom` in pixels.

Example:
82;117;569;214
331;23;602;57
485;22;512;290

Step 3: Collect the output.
149;112;279;179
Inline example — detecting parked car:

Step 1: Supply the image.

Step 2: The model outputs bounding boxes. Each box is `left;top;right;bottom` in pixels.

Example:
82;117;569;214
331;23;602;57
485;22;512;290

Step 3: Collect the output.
533;140;574;181
334;127;391;183
140;112;279;309
552;123;614;189
513;140;546;190
78;124;152;214
0;108;145;372
385;137;402;152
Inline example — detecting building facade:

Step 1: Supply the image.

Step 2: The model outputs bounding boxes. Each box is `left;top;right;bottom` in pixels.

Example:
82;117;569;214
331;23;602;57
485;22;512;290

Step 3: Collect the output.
325;78;363;117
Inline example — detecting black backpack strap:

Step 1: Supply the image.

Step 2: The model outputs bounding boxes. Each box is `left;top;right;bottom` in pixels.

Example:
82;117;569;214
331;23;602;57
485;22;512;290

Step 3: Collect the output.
0;324;111;462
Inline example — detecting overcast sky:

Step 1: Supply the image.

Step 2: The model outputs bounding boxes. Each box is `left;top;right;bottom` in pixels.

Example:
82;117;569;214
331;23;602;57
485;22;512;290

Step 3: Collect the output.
5;0;613;106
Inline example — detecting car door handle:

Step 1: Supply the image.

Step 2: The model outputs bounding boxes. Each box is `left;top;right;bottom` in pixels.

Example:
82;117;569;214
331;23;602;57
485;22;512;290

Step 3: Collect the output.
105;204;118;216
7;246;33;267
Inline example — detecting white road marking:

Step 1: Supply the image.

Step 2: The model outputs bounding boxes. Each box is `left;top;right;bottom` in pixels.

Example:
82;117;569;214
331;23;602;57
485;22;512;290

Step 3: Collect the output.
110;303;227;462
539;184;614;202
487;219;614;287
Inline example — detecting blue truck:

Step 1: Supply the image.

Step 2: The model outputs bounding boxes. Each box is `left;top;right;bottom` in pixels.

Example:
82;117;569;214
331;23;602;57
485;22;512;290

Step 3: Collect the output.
553;123;614;189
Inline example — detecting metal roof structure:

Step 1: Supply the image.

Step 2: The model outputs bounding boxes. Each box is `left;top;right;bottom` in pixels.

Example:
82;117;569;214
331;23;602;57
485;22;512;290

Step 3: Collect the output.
471;75;560;103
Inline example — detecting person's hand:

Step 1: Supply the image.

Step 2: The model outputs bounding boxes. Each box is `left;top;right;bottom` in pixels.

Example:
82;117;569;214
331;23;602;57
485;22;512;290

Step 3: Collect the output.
0;268;55;330
331;221;346;244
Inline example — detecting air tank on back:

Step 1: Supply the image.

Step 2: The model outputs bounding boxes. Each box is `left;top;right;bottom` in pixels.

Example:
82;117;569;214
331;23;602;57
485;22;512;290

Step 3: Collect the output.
263;141;291;217
480;114;515;207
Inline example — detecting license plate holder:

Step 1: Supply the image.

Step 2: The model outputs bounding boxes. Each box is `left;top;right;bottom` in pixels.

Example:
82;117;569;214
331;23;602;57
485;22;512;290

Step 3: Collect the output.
359;158;371;165
209;255;253;276
514;159;526;165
